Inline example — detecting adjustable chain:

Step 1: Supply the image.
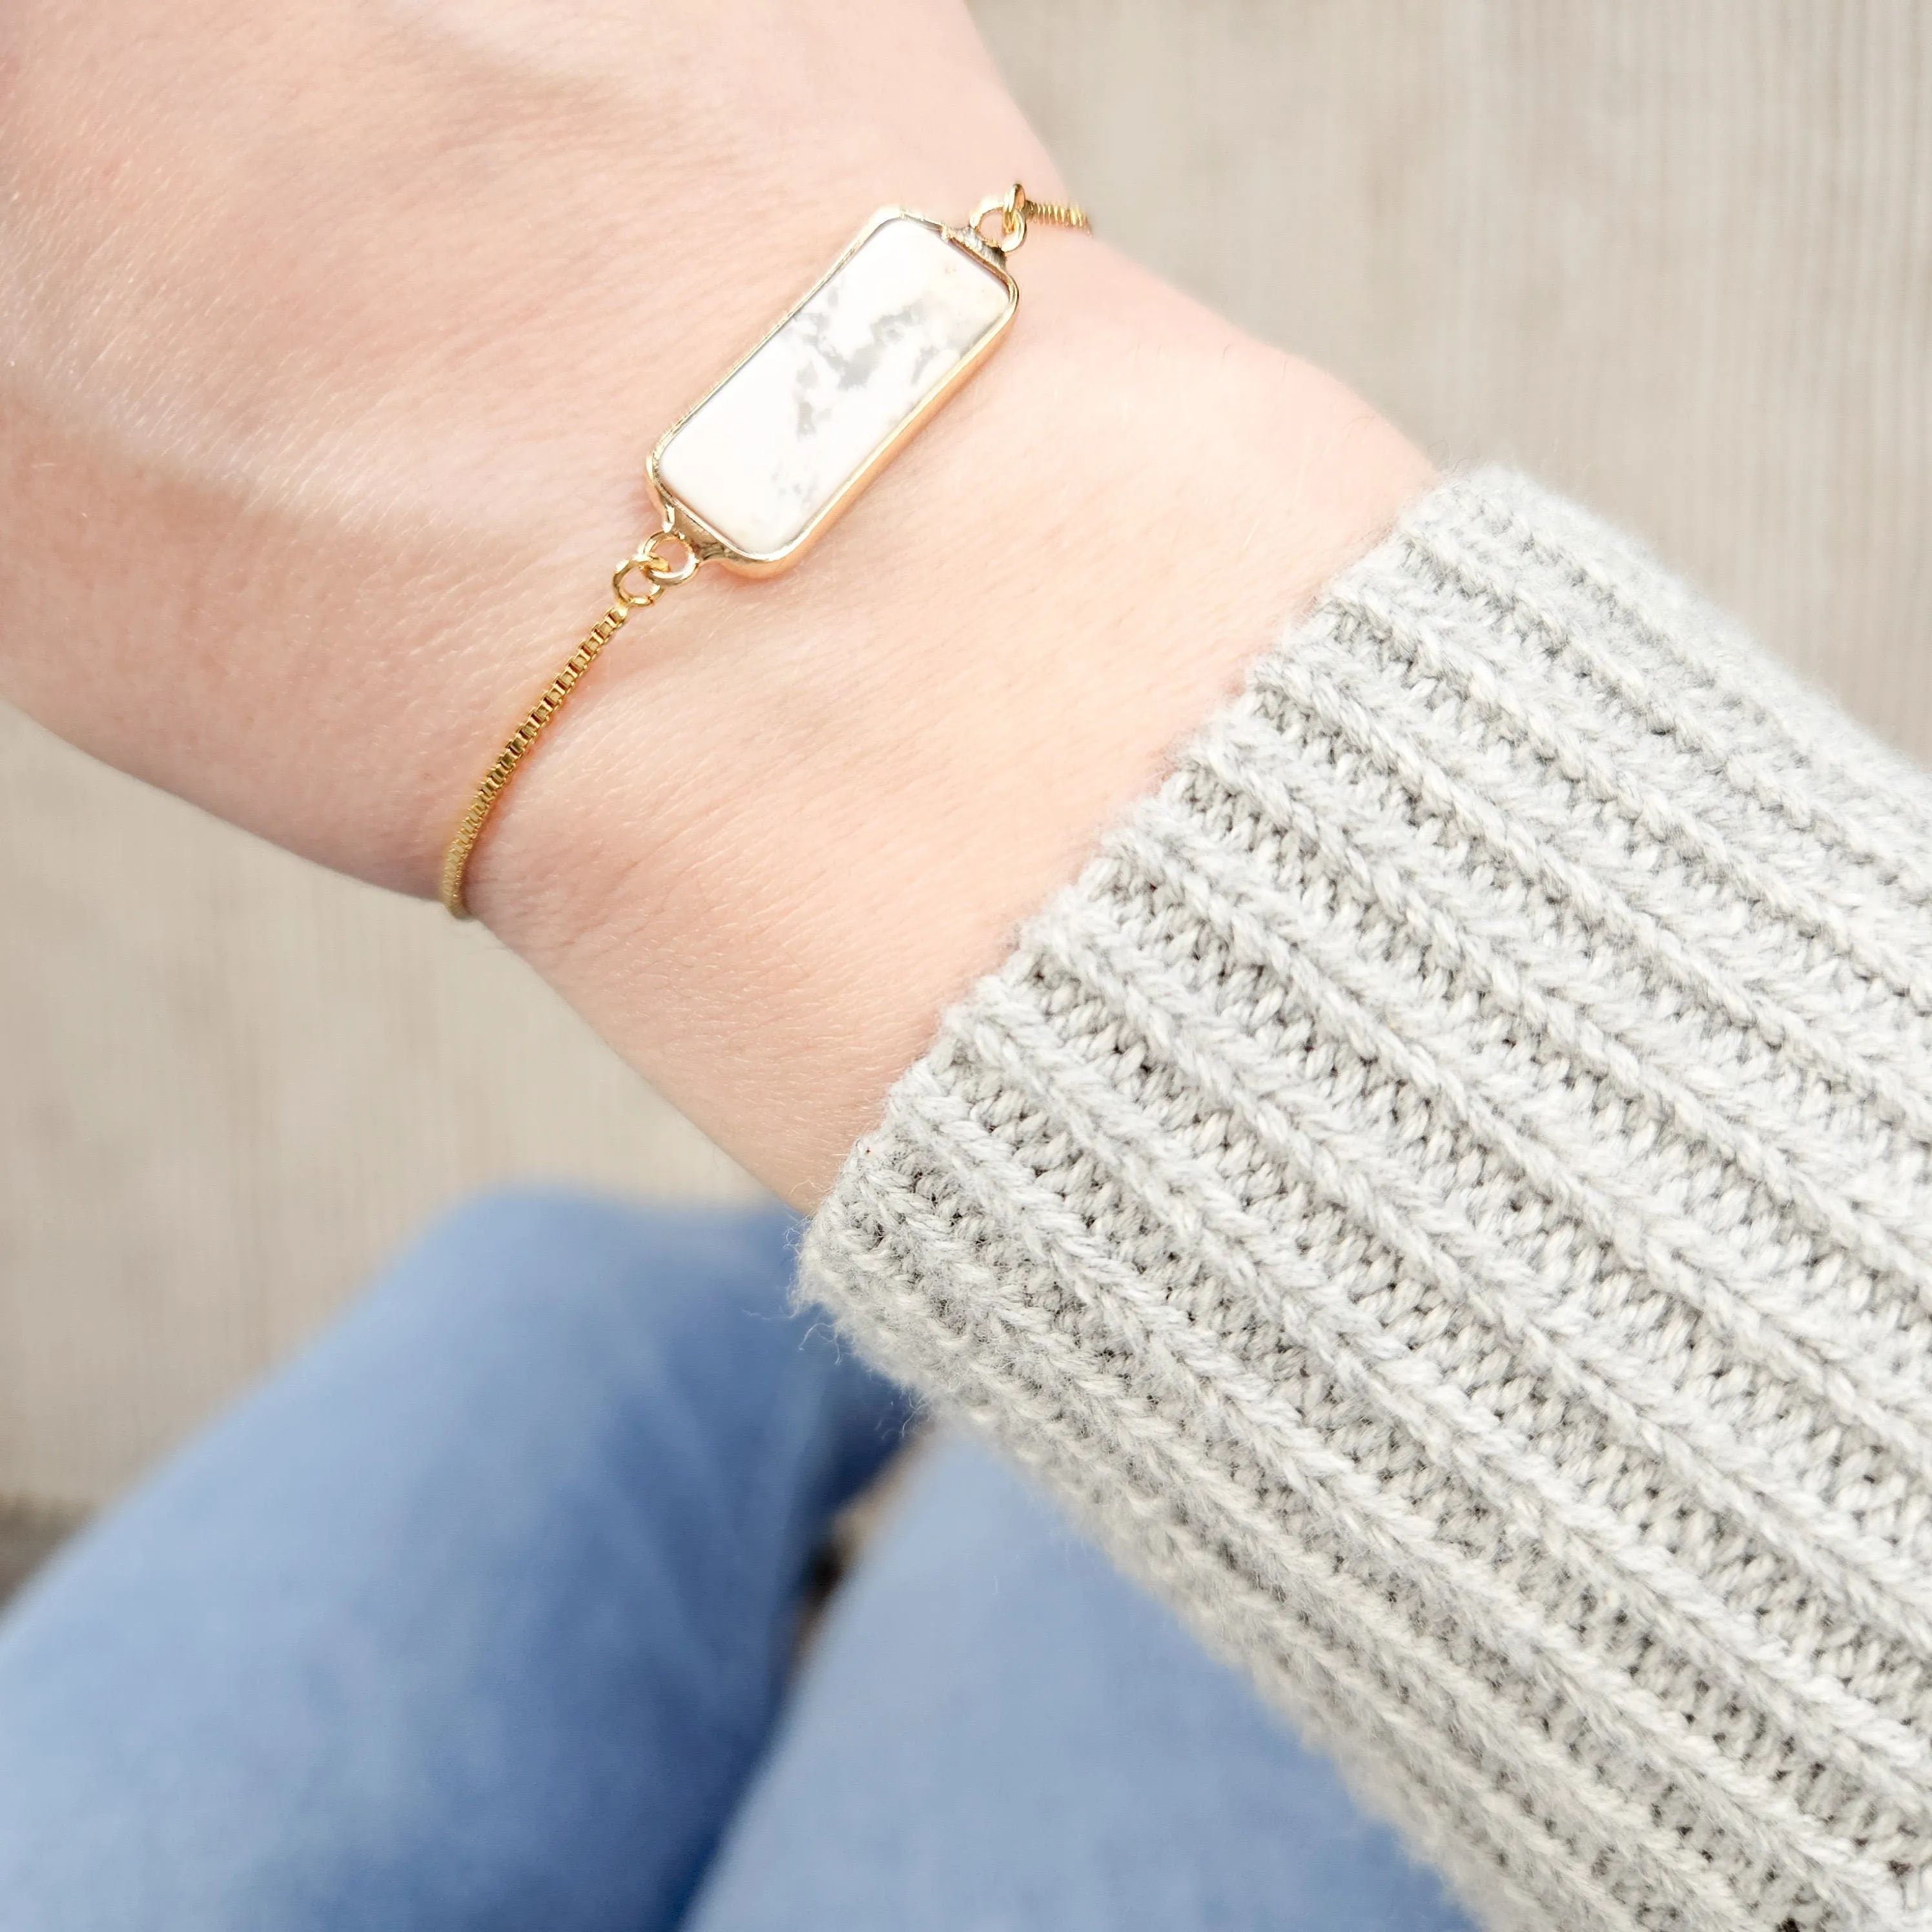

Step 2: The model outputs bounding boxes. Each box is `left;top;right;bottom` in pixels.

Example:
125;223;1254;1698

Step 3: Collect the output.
438;515;701;917
968;181;1091;256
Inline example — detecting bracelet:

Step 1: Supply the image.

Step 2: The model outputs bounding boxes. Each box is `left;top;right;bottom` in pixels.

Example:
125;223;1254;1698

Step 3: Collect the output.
438;181;1089;918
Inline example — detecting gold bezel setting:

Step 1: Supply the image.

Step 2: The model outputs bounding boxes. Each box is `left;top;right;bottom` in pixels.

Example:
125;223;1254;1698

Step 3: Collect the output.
645;208;1020;577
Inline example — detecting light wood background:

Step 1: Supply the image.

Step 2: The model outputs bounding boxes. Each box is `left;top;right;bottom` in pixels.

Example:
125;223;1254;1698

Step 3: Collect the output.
5;0;1929;1506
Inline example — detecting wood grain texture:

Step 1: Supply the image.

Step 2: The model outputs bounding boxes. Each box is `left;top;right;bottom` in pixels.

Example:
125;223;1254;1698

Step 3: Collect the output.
980;0;1932;754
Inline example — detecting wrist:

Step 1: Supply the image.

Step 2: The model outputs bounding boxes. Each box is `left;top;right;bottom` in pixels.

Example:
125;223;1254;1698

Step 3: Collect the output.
468;240;1432;1203
0;0;1425;1206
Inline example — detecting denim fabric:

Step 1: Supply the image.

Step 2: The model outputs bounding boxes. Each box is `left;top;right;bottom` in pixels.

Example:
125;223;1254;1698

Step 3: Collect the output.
0;1194;1467;1932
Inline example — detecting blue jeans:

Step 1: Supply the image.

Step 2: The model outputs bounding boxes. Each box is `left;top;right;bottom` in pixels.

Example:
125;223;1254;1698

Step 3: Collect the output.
0;1194;1470;1931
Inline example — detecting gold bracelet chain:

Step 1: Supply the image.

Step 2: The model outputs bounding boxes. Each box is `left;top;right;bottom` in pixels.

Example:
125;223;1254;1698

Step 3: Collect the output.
967;183;1090;252
437;519;698;916
438;181;1086;920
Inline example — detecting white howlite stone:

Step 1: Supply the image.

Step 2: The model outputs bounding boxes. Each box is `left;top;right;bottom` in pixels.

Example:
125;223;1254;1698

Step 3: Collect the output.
655;216;1012;560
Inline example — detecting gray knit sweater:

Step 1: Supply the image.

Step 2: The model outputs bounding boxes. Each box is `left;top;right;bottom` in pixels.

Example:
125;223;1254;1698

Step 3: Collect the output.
802;471;1932;1932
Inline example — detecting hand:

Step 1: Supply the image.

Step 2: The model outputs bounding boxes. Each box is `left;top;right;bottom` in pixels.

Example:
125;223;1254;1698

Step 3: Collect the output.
1;1;1430;1200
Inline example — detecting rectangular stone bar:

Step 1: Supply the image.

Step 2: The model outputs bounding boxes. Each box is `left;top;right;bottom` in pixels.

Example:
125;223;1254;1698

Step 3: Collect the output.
651;212;1017;571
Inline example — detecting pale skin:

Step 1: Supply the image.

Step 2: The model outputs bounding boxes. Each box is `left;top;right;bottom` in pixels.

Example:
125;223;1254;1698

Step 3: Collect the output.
0;0;1432;1204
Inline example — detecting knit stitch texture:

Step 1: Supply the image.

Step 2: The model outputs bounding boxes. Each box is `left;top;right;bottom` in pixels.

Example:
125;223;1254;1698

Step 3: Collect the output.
802;471;1932;1932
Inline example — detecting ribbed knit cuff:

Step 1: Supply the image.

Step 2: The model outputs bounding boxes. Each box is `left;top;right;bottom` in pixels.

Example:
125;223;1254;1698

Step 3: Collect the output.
801;470;1932;1932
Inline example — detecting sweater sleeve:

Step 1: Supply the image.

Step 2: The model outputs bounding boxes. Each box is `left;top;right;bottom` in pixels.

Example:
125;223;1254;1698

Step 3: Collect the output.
801;470;1932;1932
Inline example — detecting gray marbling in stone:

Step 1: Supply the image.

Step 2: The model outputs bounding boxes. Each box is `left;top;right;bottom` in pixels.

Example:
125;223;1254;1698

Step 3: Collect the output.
655;216;1012;561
